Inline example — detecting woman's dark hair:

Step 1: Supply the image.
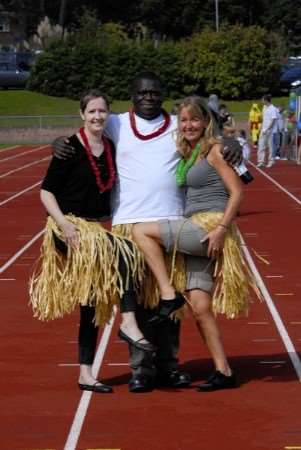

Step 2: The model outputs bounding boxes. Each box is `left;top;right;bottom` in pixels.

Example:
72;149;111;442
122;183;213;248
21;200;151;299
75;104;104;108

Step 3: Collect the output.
79;89;110;112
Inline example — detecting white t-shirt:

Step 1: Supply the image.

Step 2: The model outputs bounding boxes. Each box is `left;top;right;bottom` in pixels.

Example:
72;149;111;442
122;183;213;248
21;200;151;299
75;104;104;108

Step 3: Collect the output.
262;104;278;134
105;112;184;225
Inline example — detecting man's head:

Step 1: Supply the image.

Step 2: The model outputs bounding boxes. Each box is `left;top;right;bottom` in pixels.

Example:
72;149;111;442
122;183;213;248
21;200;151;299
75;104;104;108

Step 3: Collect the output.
262;94;272;106
131;71;163;120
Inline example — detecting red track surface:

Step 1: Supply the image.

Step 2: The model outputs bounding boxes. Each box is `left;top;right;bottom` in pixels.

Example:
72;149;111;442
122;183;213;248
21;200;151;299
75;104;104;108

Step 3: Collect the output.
0;146;300;450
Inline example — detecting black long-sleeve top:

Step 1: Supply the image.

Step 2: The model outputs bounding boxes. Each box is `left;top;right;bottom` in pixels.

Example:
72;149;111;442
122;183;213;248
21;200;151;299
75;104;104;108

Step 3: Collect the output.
42;134;116;220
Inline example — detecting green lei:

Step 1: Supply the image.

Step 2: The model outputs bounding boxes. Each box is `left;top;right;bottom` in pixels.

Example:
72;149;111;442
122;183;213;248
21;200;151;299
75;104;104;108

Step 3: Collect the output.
176;144;201;186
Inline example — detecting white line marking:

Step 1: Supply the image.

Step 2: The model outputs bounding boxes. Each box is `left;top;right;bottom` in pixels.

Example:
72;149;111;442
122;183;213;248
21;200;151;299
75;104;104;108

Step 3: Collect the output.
239;231;301;381
0;181;41;206
0;230;44;274
249;161;301;205
248;322;269;325
275;293;294;296
253;338;277;342
0;156;49;179
0;278;15;281
107;363;129;366
0;145;48;163
290;322;301;325
259;361;287;364
58;364;80;367
63;309;116;450
266;275;284;278
0;145;20;152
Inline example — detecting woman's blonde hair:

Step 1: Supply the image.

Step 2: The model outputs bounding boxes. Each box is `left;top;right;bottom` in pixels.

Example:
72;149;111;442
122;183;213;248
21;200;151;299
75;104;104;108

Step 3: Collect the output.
176;96;221;160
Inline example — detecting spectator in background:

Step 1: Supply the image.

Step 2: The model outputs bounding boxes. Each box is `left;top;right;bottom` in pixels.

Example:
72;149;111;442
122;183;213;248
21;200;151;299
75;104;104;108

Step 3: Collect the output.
257;94;278;168
283;111;297;160
274;106;285;159
219;104;235;127
237;129;251;162
248;103;262;147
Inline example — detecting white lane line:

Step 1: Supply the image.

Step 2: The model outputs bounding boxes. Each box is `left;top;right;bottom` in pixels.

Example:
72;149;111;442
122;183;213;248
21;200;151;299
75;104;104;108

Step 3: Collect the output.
249;161;301;205
0;181;41;206
0;229;44;274
239;231;301;381
0;278;16;281
266;275;284;278
0;145;20;153
0;145;48;163
63;309;116;450
0;156;50;179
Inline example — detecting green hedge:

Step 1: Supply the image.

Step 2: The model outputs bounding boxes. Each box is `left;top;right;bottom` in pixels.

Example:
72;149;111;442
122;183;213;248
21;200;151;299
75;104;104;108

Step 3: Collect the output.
28;25;284;100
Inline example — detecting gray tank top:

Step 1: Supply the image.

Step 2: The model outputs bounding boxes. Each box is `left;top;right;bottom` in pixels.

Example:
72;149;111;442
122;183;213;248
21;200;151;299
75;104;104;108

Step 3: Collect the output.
184;158;229;217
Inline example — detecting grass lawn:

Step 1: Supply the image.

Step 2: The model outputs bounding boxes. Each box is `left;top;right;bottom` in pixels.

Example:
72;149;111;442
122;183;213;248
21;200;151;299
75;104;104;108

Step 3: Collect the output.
0;89;289;118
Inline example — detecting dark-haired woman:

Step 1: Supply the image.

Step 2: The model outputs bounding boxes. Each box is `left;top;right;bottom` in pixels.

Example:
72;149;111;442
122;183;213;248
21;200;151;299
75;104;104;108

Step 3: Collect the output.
30;90;150;393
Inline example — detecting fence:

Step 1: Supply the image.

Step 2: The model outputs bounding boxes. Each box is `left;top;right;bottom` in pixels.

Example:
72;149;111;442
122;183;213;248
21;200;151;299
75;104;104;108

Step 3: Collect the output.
0;113;300;164
0;115;82;144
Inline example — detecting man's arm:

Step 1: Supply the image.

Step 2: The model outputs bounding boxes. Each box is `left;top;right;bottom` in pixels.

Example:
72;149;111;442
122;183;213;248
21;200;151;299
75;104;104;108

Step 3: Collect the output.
52;136;76;159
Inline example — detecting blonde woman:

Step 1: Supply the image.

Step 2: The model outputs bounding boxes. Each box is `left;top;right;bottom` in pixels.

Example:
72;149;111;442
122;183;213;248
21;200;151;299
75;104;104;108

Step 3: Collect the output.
133;96;257;391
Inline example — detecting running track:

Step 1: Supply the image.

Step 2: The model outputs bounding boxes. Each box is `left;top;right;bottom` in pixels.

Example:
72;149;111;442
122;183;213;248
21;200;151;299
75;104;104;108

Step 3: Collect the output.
0;145;300;450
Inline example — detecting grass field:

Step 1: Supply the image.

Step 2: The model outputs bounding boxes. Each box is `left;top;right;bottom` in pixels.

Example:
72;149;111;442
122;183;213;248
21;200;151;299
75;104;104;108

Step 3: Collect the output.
0;90;289;118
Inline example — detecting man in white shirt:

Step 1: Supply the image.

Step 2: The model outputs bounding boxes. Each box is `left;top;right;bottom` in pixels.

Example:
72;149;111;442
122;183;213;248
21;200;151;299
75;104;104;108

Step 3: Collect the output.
53;72;242;393
257;94;278;168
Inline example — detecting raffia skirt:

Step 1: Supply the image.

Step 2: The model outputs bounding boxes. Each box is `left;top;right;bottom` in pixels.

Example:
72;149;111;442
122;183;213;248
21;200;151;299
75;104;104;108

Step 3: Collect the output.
114;213;261;319
29;215;145;326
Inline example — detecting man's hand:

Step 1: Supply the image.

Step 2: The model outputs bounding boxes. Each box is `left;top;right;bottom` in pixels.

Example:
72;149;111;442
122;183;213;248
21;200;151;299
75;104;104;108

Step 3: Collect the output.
52;136;75;159
222;137;243;166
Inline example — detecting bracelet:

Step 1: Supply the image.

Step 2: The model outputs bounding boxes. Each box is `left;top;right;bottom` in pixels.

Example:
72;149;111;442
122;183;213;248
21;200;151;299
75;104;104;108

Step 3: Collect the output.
218;223;229;230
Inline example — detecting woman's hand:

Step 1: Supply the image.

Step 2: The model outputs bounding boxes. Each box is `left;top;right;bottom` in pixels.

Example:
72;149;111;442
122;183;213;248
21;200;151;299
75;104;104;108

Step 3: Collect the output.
201;226;227;258
59;219;80;249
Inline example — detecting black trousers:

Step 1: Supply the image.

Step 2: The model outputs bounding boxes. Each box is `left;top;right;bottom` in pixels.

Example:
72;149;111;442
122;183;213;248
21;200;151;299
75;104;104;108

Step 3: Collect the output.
54;232;137;365
55;232;181;373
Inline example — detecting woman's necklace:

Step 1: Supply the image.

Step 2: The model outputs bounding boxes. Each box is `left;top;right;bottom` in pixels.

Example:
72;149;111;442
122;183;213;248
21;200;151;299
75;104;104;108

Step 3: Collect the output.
129;108;171;140
176;144;201;186
79;127;115;193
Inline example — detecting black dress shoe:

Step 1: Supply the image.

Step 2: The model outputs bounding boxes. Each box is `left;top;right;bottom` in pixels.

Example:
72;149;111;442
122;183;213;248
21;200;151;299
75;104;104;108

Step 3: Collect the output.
196;370;237;392
148;292;186;325
156;369;191;388
118;329;156;352
78;381;113;393
128;375;154;393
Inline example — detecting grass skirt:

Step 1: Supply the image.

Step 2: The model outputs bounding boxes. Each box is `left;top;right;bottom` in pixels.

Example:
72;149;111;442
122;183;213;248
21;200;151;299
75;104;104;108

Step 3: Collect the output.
112;224;186;309
191;212;261;318
29;215;145;326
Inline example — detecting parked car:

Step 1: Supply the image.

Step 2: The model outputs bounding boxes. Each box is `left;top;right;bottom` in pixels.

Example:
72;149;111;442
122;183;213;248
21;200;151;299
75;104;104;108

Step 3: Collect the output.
0;62;30;88
280;64;301;92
